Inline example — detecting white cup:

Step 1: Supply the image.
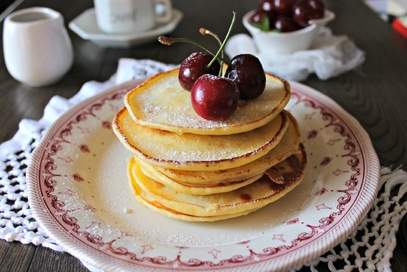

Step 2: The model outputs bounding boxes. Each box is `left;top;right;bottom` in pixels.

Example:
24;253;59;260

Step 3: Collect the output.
3;7;74;87
94;0;173;34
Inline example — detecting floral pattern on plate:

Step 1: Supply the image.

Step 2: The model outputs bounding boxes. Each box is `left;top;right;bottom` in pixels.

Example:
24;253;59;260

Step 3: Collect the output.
27;80;380;272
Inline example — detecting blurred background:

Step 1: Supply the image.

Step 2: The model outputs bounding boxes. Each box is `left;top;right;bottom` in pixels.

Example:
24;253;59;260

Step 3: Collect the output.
365;0;407;37
1;0;406;36
0;0;22;21
1;0;406;21
365;0;406;21
1;0;406;20
0;0;14;13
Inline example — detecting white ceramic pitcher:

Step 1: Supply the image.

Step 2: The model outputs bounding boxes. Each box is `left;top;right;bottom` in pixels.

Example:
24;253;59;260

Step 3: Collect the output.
3;7;74;87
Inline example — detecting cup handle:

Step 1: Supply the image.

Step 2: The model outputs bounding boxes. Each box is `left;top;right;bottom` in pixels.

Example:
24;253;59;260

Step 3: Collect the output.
154;0;172;24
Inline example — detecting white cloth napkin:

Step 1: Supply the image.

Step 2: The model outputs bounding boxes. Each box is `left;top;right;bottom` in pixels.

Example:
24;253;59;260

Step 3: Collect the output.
225;27;365;81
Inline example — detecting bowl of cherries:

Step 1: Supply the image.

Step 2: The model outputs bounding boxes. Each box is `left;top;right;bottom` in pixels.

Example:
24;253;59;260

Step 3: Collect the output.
243;0;335;54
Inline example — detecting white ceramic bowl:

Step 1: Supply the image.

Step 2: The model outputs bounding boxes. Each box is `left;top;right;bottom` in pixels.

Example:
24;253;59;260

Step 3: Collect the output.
243;9;335;54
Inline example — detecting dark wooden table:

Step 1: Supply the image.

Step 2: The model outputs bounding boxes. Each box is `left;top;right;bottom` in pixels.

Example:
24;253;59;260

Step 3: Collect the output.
1;0;406;271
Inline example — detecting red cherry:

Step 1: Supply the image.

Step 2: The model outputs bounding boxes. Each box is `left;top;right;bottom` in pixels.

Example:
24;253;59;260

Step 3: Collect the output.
251;9;268;25
178;52;221;91
273;0;298;16
226;54;266;100
259;0;275;13
273;15;302;32
258;0;276;22
293;0;325;27
250;9;272;31
191;74;239;121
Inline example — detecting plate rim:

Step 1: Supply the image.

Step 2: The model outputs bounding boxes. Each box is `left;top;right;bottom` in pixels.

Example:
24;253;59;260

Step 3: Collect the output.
26;79;381;272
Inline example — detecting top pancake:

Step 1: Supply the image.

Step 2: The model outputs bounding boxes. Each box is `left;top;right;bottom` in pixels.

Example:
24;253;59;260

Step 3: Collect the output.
124;68;291;135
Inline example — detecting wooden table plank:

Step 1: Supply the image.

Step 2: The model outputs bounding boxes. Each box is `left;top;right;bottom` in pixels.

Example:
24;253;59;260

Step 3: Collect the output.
0;240;35;271
29;247;88;272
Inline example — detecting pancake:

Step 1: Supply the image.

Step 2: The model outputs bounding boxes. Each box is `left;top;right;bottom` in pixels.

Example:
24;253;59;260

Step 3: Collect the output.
113;109;289;171
136;156;263;195
128;143;307;221
153;111;301;185
128;165;259;221
124;68;291;135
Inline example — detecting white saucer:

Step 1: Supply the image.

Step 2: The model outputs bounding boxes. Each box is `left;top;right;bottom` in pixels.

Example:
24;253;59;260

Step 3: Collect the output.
68;8;183;48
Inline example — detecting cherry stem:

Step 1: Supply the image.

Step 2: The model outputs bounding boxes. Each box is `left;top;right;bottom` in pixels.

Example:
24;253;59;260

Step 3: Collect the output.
199;28;222;48
199;28;225;76
158;36;214;55
206;11;236;76
158;36;229;64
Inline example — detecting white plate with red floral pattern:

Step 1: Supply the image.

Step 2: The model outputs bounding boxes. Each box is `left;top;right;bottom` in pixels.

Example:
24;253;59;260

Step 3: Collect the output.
27;79;380;272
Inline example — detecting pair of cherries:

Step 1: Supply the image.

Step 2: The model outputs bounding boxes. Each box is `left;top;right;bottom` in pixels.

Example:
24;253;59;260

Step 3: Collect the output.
179;52;265;121
159;12;266;121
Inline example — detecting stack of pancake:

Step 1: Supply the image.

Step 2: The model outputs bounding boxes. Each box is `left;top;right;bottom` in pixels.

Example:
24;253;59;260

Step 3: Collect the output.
112;68;307;222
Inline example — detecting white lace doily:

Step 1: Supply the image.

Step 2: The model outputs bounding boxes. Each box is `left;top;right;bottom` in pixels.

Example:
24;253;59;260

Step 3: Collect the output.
0;59;406;271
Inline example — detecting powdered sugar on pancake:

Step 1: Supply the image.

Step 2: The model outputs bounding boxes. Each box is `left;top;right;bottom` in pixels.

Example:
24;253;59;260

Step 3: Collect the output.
125;68;290;135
